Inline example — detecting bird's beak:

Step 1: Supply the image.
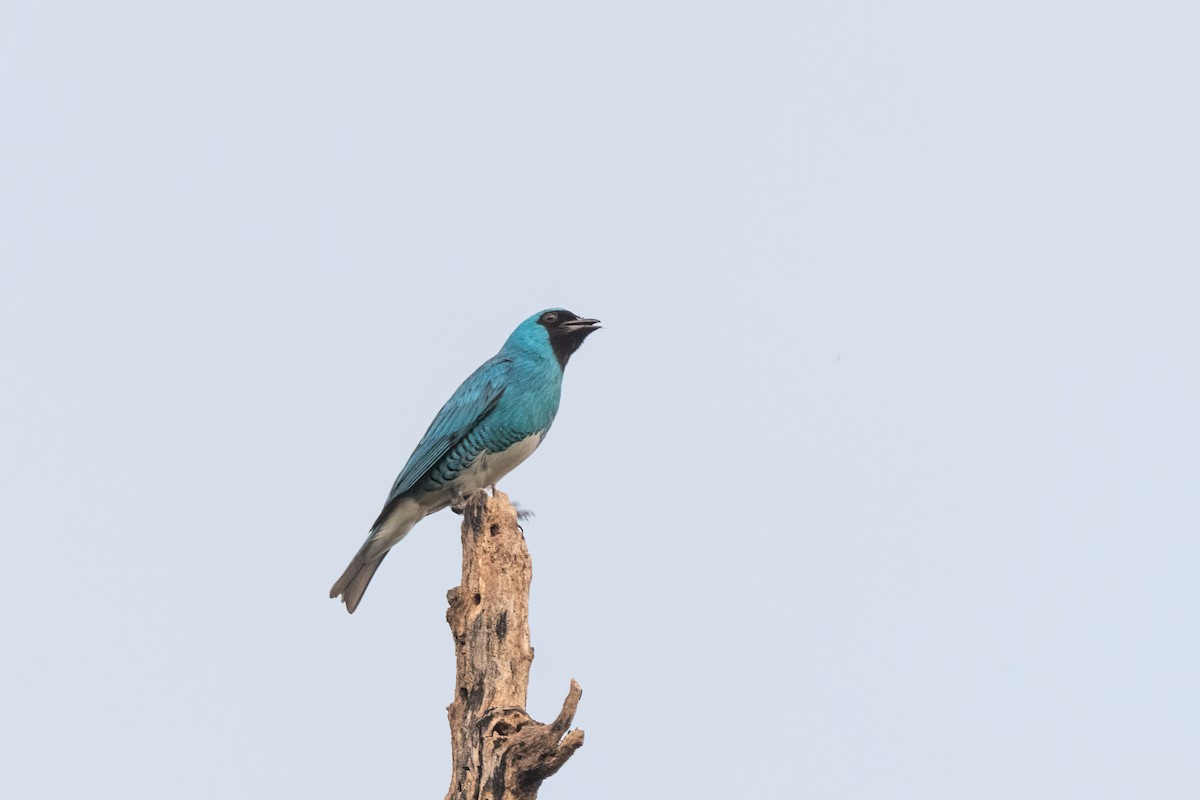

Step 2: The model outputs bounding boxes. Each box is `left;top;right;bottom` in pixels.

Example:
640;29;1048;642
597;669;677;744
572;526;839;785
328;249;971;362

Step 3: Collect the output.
562;317;601;332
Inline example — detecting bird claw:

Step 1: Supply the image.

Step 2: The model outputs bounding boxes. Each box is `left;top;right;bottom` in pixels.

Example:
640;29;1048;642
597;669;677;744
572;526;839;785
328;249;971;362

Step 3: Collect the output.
449;490;532;521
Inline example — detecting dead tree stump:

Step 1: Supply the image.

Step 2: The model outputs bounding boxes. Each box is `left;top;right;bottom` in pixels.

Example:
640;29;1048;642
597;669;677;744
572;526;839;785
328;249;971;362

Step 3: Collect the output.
444;490;584;800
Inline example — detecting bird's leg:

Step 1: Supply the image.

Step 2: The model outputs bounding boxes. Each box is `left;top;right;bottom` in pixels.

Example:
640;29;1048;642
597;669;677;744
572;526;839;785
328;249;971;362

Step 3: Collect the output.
450;488;472;515
491;483;533;524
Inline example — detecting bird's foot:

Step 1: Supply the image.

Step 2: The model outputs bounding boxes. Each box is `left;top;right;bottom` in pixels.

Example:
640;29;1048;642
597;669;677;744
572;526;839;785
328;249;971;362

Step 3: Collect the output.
513;502;535;522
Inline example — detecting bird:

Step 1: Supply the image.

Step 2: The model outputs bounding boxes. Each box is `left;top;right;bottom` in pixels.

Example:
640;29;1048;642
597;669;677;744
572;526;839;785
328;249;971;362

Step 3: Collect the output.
330;308;601;613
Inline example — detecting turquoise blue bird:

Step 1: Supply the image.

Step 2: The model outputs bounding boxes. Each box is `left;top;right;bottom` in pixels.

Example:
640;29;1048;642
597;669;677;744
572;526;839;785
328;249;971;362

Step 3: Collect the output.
331;309;601;613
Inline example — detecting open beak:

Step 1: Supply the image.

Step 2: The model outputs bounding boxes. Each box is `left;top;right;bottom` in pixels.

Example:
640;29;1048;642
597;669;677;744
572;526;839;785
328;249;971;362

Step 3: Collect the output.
562;317;601;332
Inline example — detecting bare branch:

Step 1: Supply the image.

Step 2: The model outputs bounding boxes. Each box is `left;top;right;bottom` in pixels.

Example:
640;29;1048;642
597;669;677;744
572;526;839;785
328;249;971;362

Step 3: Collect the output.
444;491;584;800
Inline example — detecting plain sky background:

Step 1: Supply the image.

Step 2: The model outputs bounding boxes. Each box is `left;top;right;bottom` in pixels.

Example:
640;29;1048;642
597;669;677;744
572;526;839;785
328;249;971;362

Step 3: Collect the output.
2;2;1198;798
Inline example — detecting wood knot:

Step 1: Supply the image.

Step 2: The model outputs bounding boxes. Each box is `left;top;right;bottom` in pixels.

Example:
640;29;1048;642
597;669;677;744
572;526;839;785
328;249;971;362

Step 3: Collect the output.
480;708;531;741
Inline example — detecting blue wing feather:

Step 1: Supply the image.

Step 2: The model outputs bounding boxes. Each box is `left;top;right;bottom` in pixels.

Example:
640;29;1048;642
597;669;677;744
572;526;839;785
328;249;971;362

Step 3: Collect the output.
371;356;511;529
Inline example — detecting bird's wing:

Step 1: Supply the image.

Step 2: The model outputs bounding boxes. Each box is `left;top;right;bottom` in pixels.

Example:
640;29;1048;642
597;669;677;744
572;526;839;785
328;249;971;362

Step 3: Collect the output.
372;356;510;526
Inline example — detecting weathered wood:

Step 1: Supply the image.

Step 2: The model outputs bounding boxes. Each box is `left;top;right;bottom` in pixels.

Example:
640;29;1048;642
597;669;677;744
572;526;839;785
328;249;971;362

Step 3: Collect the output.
445;490;584;800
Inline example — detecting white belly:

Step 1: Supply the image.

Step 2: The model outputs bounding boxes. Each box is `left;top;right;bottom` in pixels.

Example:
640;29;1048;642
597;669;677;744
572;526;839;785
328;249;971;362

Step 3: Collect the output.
419;433;544;516
472;433;543;487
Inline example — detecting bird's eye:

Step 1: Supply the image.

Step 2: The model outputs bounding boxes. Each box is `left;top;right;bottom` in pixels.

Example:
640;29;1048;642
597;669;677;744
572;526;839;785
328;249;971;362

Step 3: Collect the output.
543;313;558;325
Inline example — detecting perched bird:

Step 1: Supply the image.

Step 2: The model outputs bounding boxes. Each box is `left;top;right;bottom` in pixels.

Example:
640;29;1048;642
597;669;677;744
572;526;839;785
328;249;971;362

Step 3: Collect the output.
331;308;601;613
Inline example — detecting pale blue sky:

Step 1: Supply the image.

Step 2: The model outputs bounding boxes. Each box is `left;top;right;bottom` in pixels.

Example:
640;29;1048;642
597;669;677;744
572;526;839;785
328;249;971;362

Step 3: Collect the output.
2;3;1198;798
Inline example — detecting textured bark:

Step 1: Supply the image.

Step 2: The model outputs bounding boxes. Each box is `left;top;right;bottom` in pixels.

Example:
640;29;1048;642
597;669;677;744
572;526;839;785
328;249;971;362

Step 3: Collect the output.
445;490;584;800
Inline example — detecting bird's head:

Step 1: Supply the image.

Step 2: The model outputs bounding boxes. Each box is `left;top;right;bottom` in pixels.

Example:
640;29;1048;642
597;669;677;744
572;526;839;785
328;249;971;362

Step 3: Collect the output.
507;308;601;369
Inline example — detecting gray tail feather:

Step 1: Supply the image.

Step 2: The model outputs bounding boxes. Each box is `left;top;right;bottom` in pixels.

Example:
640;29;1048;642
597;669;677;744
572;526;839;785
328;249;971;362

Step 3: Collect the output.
330;540;389;614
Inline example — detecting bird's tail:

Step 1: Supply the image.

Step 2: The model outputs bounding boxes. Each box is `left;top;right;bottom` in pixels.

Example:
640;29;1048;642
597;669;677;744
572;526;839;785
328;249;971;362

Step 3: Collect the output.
329;541;388;615
330;502;420;614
